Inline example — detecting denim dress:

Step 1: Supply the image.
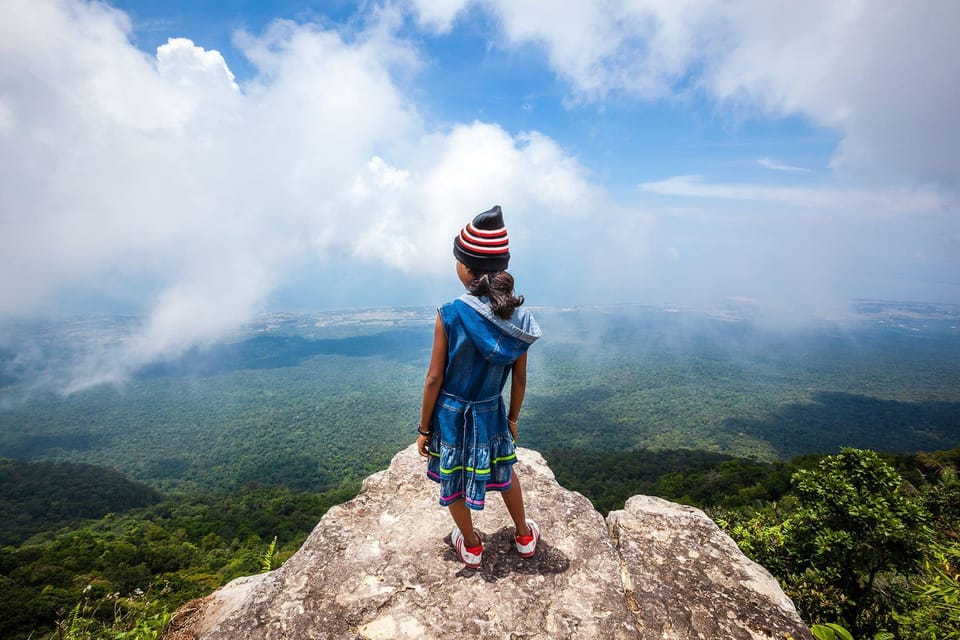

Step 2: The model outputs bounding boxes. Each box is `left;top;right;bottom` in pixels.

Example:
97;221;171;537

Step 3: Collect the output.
426;294;541;510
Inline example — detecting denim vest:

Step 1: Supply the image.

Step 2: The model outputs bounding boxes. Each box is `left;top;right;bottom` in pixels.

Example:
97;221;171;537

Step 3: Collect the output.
426;294;541;509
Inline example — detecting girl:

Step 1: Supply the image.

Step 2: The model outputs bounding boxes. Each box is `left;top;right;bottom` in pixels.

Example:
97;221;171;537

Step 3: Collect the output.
416;205;542;569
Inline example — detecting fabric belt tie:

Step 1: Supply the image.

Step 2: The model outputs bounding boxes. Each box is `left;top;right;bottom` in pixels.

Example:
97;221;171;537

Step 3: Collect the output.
440;391;500;488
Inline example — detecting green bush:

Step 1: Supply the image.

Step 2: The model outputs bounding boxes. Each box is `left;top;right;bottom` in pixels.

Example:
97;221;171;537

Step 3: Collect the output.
894;540;960;639
730;448;929;637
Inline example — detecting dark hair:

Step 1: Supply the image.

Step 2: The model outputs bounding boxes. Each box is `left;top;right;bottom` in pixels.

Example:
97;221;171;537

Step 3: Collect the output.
467;270;524;319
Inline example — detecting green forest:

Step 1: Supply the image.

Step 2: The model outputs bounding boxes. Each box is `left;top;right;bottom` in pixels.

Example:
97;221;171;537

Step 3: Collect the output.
0;464;356;640
1;302;958;638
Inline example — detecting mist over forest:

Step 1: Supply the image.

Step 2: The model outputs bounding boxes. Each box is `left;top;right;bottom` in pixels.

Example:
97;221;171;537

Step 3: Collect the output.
2;299;958;494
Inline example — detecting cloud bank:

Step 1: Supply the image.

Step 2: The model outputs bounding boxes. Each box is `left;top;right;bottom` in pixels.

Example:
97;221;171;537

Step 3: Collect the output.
412;0;960;186
0;0;615;389
0;0;957;391
408;0;959;310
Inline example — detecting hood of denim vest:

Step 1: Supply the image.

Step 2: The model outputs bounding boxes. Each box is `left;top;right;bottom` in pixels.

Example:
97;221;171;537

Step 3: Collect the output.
454;294;541;365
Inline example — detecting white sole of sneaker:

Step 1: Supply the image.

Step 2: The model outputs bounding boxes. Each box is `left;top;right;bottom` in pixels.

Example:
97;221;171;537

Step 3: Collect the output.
515;520;540;558
452;526;482;569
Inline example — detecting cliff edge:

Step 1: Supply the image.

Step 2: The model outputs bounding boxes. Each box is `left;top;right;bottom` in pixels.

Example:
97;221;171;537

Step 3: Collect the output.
164;445;812;640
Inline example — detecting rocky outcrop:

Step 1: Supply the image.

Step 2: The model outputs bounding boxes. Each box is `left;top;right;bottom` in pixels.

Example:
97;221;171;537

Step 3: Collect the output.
165;446;812;640
609;496;812;639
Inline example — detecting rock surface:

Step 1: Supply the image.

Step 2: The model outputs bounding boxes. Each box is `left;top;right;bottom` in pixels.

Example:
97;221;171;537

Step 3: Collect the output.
609;495;813;639
165;445;812;640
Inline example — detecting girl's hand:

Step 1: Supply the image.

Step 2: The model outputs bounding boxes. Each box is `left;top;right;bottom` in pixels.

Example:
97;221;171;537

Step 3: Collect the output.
417;433;431;458
508;422;518;444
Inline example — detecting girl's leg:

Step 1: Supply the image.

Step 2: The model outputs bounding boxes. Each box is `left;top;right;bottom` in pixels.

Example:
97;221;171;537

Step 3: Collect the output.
448;499;480;547
500;469;531;537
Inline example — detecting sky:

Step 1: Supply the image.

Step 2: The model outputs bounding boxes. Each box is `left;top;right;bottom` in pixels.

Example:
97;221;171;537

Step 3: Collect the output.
1;0;959;386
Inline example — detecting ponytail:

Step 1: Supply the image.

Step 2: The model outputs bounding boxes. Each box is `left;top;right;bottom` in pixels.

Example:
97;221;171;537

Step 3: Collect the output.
467;270;524;319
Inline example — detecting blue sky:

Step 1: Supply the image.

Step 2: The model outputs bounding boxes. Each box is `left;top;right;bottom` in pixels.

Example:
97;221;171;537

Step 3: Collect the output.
1;0;958;382
112;0;840;198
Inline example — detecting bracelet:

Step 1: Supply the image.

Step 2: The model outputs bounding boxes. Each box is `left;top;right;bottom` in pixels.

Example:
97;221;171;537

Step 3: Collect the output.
507;418;518;425
417;427;432;436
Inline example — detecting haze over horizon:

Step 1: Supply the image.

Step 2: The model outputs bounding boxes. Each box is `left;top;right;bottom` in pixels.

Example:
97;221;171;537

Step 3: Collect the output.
2;0;958;383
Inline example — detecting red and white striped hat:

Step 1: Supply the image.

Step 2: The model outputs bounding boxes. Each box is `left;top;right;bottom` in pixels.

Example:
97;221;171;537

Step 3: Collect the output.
453;205;510;271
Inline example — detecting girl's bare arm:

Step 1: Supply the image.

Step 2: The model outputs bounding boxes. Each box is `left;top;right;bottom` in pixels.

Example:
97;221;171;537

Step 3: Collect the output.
417;314;447;458
507;352;527;442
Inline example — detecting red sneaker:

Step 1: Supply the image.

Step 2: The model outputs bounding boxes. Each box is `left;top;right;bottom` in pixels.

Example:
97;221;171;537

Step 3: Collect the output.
452;526;482;569
514;520;540;558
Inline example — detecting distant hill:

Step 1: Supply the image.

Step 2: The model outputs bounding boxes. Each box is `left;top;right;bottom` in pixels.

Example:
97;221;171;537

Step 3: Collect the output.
0;458;162;545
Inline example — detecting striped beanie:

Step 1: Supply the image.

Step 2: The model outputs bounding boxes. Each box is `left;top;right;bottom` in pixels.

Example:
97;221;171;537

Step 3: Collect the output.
453;205;510;271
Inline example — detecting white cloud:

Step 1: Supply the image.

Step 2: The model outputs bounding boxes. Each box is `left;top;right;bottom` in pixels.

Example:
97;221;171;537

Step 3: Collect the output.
410;0;719;100
0;0;616;390
410;0;960;188
641;176;947;215
157;37;238;91
0;0;424;386
409;0;468;33
757;157;810;173
402;0;956;309
703;2;960;186
347;121;608;275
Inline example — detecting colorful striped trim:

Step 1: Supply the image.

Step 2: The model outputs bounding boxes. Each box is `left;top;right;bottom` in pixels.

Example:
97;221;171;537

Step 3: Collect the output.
429;470;513;488
466;223;507;238
458;222;509;255
440;464;491;476
438;453;516;476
